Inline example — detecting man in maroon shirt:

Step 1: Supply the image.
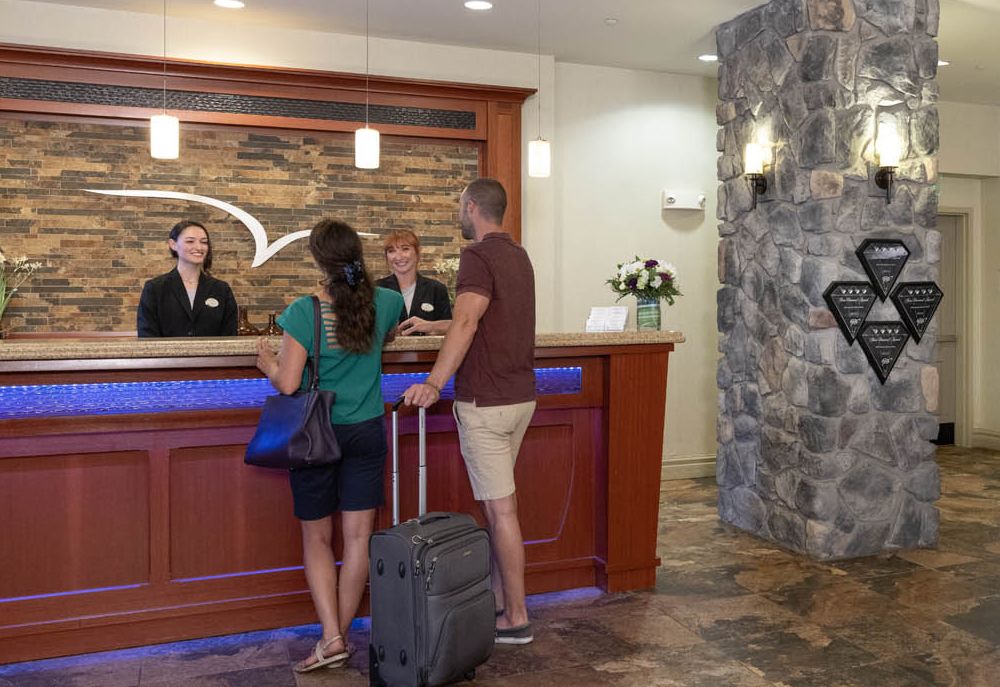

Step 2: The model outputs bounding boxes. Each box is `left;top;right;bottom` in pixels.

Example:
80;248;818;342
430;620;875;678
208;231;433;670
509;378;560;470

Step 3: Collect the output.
403;178;537;645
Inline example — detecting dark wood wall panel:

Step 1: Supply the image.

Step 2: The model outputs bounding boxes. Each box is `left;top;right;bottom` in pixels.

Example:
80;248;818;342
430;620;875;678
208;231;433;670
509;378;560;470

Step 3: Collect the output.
0;450;149;599
485;101;522;236
169;444;302;580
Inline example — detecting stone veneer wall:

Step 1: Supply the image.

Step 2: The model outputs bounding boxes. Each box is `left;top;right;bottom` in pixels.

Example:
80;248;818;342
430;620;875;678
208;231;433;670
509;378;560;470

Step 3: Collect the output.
715;0;941;558
0;118;477;333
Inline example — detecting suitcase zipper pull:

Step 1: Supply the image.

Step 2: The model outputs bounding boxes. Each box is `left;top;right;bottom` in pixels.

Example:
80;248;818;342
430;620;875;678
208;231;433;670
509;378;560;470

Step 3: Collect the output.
424;556;439;590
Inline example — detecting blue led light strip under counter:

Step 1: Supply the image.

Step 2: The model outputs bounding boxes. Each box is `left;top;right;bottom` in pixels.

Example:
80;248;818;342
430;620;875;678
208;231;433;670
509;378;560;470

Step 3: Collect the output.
0;368;583;421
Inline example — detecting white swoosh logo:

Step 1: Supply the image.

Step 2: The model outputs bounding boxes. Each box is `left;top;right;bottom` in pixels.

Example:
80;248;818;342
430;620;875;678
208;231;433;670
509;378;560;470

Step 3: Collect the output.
85;189;375;268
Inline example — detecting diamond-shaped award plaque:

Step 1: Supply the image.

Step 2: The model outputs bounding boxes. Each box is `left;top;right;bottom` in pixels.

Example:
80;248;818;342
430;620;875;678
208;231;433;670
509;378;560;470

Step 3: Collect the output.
823;282;877;344
856;239;910;301
857;321;910;384
891;282;944;343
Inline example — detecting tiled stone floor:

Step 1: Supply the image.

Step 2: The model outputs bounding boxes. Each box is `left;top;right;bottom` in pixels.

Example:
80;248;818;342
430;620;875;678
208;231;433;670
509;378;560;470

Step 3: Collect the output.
2;446;999;686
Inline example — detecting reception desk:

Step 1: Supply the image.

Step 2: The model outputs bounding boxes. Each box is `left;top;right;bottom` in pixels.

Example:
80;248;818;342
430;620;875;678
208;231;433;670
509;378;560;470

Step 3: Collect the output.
0;331;682;663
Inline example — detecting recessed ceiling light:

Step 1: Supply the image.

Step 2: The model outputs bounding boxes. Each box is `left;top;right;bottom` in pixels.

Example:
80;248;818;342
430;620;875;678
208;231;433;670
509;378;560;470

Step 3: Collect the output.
464;1;493;10
604;17;618;26
698;54;719;62
937;59;950;66
214;0;245;8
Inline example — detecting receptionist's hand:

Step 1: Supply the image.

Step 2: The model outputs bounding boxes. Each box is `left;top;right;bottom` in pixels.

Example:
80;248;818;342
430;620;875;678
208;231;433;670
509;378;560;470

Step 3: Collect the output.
398;316;433;336
402;381;440;408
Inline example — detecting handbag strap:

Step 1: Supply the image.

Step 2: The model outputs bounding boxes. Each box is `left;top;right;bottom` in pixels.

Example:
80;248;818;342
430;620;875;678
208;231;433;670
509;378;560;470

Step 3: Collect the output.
307;295;323;391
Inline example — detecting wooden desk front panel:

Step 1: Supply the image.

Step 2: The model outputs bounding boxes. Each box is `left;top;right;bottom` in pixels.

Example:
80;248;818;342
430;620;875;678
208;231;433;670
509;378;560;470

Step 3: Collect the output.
0;359;610;663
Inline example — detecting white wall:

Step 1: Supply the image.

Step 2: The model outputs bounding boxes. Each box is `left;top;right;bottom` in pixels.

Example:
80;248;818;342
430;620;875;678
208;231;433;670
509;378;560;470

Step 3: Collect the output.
979;177;1000;448
939;102;1000;177
555;63;720;476
938;99;1000;449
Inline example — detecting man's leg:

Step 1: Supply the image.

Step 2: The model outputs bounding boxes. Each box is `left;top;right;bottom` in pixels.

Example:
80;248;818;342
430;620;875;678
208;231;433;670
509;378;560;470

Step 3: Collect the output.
480;493;527;629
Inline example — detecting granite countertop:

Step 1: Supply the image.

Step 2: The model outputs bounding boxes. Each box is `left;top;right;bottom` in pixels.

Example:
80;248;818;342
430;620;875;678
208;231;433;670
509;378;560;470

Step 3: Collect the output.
0;331;684;361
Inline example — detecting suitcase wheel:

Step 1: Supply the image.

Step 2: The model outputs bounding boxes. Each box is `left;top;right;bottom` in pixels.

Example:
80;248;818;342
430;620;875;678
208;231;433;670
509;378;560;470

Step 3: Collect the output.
368;645;386;687
464;669;476;682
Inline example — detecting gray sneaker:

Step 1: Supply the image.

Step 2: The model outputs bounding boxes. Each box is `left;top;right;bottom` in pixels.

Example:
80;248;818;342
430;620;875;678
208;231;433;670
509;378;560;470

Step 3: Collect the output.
495;623;534;645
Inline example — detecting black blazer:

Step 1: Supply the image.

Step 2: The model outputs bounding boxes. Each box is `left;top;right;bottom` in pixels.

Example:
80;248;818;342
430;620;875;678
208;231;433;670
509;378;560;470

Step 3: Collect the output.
137;269;238;337
376;273;453;324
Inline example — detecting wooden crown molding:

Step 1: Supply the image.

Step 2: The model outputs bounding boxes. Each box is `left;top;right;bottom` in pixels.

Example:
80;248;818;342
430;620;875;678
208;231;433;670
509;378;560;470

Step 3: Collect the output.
0;43;535;103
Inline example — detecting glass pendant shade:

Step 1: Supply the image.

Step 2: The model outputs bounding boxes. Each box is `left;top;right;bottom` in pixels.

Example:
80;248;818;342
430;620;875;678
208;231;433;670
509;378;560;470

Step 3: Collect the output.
528;138;551;178
355;126;380;169
744;142;766;175
150;114;179;159
876;118;901;167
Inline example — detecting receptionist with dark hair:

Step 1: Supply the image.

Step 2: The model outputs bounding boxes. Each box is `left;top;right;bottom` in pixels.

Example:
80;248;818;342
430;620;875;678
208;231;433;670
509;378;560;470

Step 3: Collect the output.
137;220;238;337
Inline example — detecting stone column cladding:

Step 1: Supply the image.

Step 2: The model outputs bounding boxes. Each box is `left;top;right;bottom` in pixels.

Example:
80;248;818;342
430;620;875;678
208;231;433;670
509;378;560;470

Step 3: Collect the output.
715;0;941;559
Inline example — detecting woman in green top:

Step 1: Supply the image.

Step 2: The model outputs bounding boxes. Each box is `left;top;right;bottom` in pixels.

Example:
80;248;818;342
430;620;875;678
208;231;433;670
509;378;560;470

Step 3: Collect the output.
256;219;403;673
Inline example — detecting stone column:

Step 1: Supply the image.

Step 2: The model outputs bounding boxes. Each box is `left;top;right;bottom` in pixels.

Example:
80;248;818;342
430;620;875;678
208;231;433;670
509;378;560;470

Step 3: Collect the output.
715;0;941;559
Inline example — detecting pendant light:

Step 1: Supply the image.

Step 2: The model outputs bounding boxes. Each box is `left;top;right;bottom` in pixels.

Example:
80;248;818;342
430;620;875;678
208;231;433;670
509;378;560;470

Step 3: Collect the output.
355;0;380;169
150;0;179;159
528;0;550;178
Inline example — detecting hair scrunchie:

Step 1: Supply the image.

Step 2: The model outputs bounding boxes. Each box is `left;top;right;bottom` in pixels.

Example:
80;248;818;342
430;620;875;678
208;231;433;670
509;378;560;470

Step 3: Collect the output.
342;260;365;288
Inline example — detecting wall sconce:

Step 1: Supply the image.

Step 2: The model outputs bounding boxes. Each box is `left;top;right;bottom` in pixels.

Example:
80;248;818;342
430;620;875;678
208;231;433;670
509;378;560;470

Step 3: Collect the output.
744;142;768;209
874;116;901;204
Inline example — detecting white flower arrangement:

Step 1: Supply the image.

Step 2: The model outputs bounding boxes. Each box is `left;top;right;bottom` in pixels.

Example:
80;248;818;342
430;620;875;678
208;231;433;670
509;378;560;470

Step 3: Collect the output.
0;249;44;326
432;256;461;303
607;256;682;305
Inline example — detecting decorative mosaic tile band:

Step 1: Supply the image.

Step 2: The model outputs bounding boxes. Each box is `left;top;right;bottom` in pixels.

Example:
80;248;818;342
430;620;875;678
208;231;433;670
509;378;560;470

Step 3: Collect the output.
0;367;582;420
0;77;477;130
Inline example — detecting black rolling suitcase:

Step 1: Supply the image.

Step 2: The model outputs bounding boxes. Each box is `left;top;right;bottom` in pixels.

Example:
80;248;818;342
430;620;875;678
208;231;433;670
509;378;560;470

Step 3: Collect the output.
368;400;495;687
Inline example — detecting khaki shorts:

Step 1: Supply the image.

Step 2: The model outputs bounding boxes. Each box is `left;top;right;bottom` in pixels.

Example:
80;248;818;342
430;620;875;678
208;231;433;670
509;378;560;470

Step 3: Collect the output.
453;399;536;501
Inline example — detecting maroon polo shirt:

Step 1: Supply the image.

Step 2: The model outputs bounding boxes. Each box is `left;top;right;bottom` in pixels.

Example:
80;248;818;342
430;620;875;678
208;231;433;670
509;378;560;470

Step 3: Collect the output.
453;232;536;406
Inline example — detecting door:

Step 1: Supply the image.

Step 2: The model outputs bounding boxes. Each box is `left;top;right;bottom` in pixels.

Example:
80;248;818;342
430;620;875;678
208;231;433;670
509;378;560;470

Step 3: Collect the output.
934;214;960;445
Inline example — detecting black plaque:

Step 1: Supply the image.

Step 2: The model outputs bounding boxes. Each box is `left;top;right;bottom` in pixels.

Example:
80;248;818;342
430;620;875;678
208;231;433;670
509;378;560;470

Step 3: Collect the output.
823;282;877;344
892;281;943;343
857;321;910;384
856;239;910;301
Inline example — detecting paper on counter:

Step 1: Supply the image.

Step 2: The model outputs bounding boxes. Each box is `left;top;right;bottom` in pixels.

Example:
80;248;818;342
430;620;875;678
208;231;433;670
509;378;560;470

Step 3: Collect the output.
586;306;628;332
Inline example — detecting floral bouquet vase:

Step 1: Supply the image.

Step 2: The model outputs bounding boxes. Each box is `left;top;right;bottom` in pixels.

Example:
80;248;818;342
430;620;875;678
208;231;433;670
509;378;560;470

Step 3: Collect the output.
607;257;681;332
635;296;661;331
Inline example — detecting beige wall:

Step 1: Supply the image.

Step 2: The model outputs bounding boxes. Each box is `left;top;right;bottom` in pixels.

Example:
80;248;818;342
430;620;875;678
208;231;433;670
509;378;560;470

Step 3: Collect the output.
939;102;1000;177
938;99;1000;449
554;63;720;477
980;177;1000;448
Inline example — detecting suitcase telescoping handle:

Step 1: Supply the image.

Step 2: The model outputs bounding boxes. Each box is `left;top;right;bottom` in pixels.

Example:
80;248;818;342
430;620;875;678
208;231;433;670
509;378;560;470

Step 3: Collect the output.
391;397;427;526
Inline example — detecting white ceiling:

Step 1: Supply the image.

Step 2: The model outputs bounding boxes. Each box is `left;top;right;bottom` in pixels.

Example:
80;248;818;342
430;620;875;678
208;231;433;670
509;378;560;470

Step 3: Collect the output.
20;0;1000;106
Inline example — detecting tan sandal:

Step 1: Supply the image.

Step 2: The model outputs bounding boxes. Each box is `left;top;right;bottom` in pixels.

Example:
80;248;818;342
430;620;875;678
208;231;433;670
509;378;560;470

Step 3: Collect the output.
293;635;350;673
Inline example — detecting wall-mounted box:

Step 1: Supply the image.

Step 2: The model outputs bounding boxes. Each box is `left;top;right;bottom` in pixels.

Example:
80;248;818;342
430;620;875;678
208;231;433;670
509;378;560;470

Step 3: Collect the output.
661;190;706;210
